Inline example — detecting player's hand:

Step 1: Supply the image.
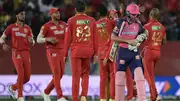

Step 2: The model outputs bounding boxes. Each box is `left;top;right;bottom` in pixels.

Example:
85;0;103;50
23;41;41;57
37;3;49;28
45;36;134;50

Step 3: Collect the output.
2;44;10;51
128;39;138;46
103;58;108;66
28;37;35;47
46;37;57;44
64;57;68;63
92;55;98;64
139;6;145;13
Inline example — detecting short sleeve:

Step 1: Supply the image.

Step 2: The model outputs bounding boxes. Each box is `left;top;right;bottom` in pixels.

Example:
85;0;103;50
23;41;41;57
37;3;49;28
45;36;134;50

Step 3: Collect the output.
40;25;48;36
3;25;12;36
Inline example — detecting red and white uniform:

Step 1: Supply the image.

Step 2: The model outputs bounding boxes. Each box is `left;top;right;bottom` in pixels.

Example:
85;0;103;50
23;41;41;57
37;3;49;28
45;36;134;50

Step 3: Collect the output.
143;19;166;100
64;14;97;101
40;20;66;99
3;23;33;98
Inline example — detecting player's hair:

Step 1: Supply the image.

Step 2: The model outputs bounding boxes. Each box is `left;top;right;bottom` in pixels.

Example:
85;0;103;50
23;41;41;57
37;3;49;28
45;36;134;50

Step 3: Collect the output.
98;4;108;17
150;8;160;20
75;0;85;12
14;6;25;15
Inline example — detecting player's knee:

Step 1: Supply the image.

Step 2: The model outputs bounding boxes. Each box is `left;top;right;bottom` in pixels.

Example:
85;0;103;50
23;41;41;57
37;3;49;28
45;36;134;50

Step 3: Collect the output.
115;71;126;86
134;67;145;81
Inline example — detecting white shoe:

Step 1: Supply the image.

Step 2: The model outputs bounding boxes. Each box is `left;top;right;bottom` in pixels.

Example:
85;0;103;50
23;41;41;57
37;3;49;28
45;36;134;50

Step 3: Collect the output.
17;97;25;101
8;85;17;99
57;97;68;101
142;100;149;101
80;96;87;101
109;99;115;101
100;99;106;101
41;92;51;101
156;96;162;101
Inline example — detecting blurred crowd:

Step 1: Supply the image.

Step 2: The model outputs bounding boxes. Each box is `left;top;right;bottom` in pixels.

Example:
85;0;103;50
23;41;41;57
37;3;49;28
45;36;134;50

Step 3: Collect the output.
0;0;180;40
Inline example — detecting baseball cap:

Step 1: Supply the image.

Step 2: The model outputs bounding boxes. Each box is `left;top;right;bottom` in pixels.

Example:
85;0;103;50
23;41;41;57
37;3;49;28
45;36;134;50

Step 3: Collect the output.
49;8;60;15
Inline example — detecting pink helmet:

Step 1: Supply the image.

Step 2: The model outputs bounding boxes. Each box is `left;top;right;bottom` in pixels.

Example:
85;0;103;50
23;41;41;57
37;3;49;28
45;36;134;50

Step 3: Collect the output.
126;4;140;14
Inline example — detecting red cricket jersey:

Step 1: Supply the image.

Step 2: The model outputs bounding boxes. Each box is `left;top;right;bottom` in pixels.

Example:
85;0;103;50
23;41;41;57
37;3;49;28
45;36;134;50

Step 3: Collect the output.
144;19;166;50
40;21;66;49
96;17;115;59
64;14;97;58
3;23;33;51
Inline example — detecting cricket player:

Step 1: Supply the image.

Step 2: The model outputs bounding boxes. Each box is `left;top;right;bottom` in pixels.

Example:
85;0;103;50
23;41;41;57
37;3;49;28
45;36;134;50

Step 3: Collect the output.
36;8;67;101
143;8;166;101
96;4;115;101
0;6;35;101
111;4;148;101
108;7;137;101
64;1;97;101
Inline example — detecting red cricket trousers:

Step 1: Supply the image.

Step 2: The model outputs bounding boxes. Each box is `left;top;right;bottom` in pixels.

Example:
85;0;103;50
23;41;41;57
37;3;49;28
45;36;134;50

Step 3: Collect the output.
99;59;115;99
71;57;90;101
44;49;65;99
11;50;31;98
143;48;160;100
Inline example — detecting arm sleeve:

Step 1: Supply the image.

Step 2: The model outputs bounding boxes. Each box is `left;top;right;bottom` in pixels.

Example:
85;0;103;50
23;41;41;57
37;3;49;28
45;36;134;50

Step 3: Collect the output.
37;32;46;43
3;25;12;36
36;25;48;43
64;19;72;57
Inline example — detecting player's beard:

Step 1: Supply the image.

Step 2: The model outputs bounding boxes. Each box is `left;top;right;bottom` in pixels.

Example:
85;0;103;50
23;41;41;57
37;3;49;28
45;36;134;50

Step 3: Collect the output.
53;15;60;21
17;16;25;23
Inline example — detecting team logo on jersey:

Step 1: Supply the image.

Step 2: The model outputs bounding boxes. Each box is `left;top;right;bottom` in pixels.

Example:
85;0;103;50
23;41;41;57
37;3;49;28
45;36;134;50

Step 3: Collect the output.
50;26;57;30
12;28;19;31
76;20;90;25
60;25;64;29
135;55;140;60
52;53;57;57
24;28;28;33
16;54;21;59
54;30;64;35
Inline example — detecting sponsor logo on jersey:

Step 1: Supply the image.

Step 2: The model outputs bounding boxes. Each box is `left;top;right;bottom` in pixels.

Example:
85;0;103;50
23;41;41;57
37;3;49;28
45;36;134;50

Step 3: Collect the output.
50;26;57;30
96;22;106;28
60;25;64;29
76;20;90;25
54;30;64;35
12;28;19;31
15;32;26;37
152;26;161;30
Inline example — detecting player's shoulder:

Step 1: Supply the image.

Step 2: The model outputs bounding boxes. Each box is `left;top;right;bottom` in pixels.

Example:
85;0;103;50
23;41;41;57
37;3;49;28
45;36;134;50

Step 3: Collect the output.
24;24;31;29
115;17;126;27
43;21;52;27
67;16;75;23
7;23;16;28
117;17;126;23
59;21;66;26
157;22;165;30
